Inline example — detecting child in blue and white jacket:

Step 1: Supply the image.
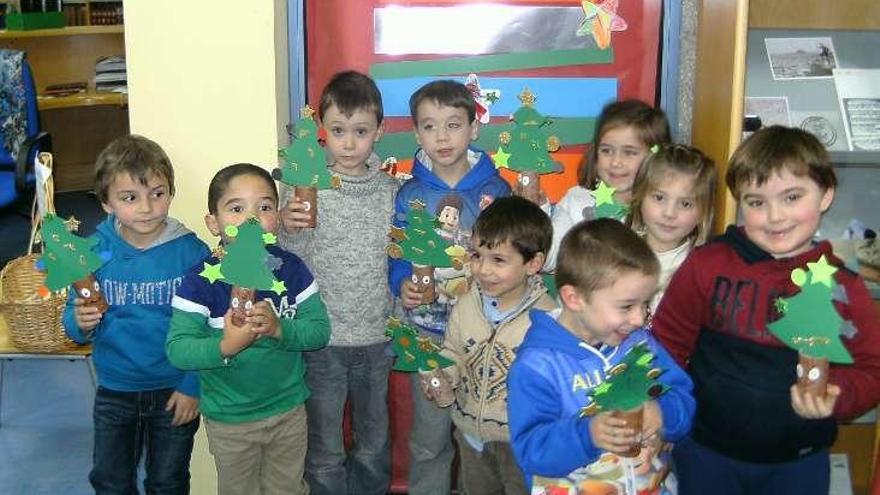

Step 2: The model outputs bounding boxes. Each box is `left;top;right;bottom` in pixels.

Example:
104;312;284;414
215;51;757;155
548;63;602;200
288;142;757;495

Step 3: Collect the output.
508;219;694;495
391;79;510;495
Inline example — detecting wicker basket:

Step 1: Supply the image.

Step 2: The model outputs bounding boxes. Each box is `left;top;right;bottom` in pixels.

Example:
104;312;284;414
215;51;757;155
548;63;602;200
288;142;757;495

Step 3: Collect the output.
0;152;81;352
0;254;77;352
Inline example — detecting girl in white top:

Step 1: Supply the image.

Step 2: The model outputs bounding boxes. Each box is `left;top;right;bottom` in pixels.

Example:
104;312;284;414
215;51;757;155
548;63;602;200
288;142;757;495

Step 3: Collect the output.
627;144;718;313
546;100;671;270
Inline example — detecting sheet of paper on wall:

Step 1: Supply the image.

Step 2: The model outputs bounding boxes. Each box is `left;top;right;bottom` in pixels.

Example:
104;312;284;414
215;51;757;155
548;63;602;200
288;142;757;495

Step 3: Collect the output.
744;96;790;139
374;5;592;55
833;69;880;151
792;111;847;151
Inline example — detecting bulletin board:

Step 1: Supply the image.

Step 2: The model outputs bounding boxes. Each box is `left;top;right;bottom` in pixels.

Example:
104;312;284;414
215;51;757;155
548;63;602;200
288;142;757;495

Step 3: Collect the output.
305;0;662;202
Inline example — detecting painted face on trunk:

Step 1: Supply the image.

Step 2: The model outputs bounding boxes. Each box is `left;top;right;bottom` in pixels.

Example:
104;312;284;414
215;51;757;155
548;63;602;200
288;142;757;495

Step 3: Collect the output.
412;265;436;305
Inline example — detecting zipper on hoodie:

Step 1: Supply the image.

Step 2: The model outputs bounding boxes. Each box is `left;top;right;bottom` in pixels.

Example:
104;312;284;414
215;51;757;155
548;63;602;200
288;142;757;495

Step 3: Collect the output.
473;285;544;439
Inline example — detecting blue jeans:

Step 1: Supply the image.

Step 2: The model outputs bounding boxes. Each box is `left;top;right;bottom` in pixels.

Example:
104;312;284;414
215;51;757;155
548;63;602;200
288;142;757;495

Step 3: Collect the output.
673;435;830;495
90;387;199;495
408;371;454;495
304;343;393;495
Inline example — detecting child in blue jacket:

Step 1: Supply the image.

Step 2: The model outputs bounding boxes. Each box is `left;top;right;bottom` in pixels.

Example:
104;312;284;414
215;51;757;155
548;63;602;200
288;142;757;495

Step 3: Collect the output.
390;79;510;495
64;135;209;494
508;219;694;494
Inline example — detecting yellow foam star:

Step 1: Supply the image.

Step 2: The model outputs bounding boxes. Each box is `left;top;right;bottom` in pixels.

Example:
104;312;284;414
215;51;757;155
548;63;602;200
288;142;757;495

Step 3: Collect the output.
807;255;838;288
300;105;316;119
263;232;277;245
199;262;224;283
64;216;81;232
593;181;616;206
493;147;511;168
270;279;287;296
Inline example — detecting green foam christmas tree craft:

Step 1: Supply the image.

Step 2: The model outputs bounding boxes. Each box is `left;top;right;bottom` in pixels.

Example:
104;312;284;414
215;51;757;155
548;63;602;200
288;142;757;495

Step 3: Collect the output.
274;106;335;189
200;218;286;325
767;255;853;364
592;180;630;221
386;200;460;305
385;318;454;372
495;88;561;205
40;213;103;290
38;213;109;311
272;106;339;227
580;342;668;417
386;200;456;268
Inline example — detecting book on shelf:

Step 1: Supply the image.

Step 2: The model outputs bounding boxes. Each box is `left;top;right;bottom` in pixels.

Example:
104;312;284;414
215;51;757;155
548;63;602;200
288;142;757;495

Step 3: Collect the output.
94;54;126;93
44;81;87;97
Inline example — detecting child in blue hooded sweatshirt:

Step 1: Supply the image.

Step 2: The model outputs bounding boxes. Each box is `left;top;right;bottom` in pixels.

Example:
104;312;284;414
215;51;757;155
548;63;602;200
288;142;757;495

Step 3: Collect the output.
508;219;694;495
390;79;510;495
63;135;209;494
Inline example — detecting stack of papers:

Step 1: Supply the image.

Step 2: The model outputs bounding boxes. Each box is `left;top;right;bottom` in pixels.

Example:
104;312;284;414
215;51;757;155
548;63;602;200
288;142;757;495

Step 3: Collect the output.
95;55;127;93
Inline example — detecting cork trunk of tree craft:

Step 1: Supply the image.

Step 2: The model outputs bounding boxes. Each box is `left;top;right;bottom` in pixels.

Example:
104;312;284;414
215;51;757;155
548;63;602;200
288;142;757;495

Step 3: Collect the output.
294;185;318;228
514;171;545;205
72;273;108;313
230;286;256;327
610;406;644;458
797;352;830;399
412;264;436;306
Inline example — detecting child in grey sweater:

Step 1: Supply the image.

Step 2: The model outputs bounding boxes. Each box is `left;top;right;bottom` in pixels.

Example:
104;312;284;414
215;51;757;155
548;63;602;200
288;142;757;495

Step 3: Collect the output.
278;71;399;495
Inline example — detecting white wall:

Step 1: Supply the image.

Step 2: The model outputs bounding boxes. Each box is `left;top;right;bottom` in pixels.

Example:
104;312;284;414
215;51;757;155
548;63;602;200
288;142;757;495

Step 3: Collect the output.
125;0;290;241
124;2;290;491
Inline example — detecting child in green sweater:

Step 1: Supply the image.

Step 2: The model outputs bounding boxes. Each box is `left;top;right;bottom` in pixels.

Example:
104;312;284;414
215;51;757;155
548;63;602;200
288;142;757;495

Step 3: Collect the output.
167;163;330;495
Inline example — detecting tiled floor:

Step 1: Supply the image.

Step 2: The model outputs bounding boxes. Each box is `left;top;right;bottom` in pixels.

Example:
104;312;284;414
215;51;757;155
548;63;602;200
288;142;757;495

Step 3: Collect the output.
0;191;104;493
0;358;95;494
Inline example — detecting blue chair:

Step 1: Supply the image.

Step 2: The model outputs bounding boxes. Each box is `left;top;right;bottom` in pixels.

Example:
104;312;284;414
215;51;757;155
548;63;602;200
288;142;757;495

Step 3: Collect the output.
0;49;51;209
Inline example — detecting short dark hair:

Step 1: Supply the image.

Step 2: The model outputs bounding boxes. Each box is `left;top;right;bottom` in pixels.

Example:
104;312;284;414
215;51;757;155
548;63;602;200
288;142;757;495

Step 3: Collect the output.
556;218;659;297
409;80;476;124
726;125;836;199
472;196;552;263
578;99;671;188
208;163;278;215
94;134;175;203
318;70;384;124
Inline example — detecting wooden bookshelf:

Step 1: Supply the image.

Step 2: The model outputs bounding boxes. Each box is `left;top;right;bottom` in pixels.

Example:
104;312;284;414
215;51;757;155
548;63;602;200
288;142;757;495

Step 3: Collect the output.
37;91;126;111
0;25;122;38
0;21;127;191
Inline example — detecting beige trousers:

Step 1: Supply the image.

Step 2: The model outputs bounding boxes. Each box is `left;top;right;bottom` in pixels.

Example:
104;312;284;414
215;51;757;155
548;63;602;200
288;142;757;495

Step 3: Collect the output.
205;405;309;495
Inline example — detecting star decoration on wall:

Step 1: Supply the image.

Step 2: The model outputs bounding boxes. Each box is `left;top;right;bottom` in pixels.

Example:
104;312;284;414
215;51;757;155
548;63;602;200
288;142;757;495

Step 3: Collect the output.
577;0;628;50
493;147;511;168
465;73;501;124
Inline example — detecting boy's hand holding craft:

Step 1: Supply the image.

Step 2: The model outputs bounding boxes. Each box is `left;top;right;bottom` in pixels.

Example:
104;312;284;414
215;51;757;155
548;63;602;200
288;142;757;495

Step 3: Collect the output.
221;308;257;357
72;297;103;332
247;300;281;339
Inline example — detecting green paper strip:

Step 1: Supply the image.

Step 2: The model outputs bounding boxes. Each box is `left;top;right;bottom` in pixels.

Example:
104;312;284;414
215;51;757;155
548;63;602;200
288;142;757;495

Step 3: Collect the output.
370;48;614;79
375;118;596;160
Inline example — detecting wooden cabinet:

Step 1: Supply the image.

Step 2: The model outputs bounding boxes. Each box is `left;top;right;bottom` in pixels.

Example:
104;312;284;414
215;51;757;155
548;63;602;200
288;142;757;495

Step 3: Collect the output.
692;4;880;493
0;25;128;191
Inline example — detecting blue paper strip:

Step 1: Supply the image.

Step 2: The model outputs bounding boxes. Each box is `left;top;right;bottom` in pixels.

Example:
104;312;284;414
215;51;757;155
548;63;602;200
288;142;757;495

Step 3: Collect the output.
377;77;617;118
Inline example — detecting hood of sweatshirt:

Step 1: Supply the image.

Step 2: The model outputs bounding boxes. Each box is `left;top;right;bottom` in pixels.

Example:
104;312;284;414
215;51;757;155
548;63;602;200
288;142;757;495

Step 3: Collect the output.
97;215;197;254
411;147;499;192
